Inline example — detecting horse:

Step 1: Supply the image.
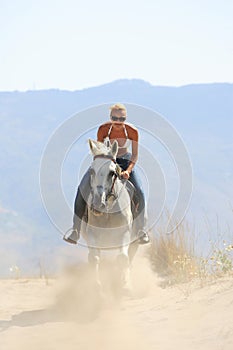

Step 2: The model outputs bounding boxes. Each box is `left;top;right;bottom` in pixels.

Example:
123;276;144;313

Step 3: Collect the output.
81;139;138;292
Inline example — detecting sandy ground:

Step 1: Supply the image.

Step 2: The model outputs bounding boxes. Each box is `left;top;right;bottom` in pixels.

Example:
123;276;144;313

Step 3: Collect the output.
1;258;233;350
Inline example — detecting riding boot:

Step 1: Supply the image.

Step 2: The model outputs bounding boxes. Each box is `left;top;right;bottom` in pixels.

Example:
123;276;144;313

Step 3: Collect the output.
137;229;150;244
63;229;80;245
131;193;150;245
63;214;82;244
134;222;150;244
132;206;150;245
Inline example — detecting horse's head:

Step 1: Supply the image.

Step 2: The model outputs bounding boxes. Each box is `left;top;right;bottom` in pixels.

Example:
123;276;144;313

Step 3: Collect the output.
88;139;119;215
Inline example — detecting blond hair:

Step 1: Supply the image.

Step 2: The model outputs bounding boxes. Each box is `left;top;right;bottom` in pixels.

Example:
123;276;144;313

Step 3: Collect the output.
109;103;127;114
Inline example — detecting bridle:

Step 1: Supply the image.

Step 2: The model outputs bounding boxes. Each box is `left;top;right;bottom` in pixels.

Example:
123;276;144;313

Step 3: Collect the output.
92;154;122;203
93;154;116;163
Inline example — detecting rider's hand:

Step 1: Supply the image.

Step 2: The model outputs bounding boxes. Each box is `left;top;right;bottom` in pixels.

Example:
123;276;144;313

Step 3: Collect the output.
121;170;130;179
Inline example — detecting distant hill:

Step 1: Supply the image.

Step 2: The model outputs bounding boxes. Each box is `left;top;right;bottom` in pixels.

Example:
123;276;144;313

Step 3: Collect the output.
0;79;232;276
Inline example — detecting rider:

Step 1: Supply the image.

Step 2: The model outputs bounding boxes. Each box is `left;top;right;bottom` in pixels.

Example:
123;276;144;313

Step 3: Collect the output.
64;103;150;245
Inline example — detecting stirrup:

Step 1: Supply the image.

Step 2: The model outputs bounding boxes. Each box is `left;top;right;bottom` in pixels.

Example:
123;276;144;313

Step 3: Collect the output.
63;229;80;245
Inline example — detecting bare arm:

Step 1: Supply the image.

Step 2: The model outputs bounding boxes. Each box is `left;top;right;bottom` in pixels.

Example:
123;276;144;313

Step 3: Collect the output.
121;127;139;179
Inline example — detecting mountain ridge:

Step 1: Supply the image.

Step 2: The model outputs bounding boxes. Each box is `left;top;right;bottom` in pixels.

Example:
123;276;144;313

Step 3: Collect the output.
1;78;232;94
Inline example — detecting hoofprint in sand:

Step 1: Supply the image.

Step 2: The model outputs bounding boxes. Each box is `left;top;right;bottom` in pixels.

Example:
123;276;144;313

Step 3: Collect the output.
0;260;233;350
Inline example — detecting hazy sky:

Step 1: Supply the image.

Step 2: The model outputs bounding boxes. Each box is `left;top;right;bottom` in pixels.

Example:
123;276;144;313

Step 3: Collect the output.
1;0;232;91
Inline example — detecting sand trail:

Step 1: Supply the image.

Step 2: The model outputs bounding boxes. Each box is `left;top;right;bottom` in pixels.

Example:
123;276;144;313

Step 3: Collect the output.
1;258;233;350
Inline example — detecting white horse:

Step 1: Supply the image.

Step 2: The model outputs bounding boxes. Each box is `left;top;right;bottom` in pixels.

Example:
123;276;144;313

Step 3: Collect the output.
81;139;138;291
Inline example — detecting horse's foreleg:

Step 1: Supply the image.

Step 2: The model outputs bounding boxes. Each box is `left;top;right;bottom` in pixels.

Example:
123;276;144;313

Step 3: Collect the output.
128;241;139;265
117;247;131;291
88;250;101;288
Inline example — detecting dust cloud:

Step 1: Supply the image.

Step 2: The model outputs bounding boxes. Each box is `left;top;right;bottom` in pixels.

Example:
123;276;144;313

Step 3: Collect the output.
0;254;159;350
1;253;233;350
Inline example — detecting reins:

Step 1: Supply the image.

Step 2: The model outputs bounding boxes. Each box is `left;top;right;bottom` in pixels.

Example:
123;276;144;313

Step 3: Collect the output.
108;173;118;199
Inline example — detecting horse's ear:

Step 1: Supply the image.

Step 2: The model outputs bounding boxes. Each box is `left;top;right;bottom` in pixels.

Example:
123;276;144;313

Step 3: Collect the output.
111;140;118;158
88;139;98;155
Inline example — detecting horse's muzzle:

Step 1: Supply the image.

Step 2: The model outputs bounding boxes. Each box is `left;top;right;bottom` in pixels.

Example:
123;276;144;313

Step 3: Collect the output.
91;193;106;215
90;207;104;216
